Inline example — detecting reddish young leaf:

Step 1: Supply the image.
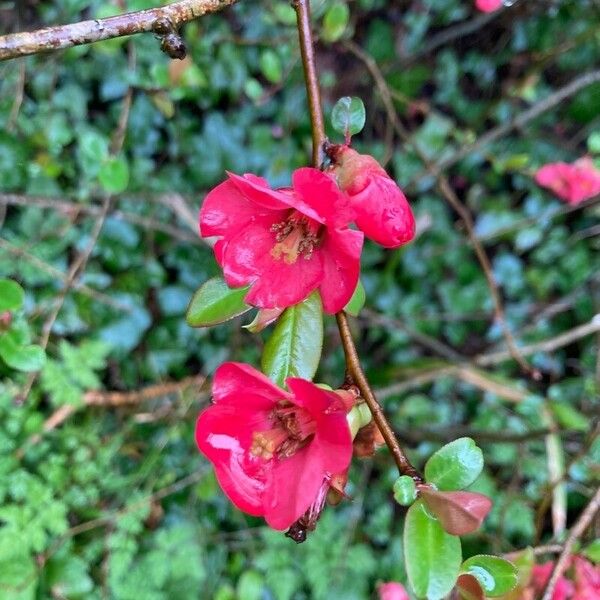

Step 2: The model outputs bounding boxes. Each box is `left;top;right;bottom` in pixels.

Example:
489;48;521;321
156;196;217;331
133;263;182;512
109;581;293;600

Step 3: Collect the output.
419;488;492;536
456;574;485;600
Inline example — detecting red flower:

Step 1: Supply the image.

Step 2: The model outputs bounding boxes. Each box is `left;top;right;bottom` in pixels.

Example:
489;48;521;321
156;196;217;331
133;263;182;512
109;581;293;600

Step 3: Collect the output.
573;556;600;600
530;562;574;600
378;582;410;600
329;146;415;249
200;168;363;314
195;362;353;530
475;0;503;12
535;158;600;205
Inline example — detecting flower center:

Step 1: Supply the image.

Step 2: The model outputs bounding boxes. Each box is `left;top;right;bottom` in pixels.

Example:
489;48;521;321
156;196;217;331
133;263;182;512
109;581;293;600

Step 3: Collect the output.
270;213;321;265
249;402;316;460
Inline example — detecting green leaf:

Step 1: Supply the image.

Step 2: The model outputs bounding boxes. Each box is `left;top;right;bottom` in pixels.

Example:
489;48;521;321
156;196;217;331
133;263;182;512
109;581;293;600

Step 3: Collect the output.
260;50;283;84
424;437;484;491
404;500;462;600
98;155;129;194
331;96;366;139
0;334;46;372
582;538;600;563
237;569;264;600
186;277;251;327
393;475;417;506
549;401;589;431
322;2;350;43
0;279;24;312
588;132;600;154
461;555;518;597
344;280;366;316
46;554;94;597
261;292;323;386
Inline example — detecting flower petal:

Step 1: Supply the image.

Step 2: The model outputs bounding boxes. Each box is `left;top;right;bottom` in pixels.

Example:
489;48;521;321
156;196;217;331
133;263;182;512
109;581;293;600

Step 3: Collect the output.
223;223;324;309
262;445;326;530
212;362;289;406
318;228;363;314
292;167;355;228
227;172;297;211
199;178;282;239
351;176;415;248
196;405;271;516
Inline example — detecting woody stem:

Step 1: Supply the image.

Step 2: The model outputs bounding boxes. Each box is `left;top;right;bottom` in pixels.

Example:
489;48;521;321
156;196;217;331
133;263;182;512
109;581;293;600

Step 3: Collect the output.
292;0;421;481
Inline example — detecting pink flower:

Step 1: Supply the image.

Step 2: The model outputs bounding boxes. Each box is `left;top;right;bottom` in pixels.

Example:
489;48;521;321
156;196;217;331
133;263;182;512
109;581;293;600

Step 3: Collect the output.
328;146;415;249
200;168;363;314
530;562;574;600
195;362;353;530
572;557;600;599
535;158;600;205
475;0;503;12
378;582;410;600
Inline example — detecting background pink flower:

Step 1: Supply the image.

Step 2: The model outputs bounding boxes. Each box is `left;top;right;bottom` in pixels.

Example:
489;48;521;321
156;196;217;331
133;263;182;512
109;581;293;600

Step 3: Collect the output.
195;362;353;530
200;168;363;313
476;0;503;12
535;158;600;204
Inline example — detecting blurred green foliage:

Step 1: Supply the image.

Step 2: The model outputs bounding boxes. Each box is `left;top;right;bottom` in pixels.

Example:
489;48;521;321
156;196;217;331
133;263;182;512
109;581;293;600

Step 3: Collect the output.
0;0;599;598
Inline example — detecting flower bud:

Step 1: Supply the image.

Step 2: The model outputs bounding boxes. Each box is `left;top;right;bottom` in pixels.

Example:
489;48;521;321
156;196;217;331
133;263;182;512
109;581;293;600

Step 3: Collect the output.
329;145;415;249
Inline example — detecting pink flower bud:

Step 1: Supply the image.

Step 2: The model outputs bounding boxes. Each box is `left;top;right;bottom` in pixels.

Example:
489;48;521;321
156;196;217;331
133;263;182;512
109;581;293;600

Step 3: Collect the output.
329;146;415;249
378;582;410;600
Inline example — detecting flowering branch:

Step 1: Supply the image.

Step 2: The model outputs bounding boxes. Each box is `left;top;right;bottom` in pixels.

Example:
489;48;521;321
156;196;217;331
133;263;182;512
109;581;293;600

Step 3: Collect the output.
292;0;421;482
0;0;238;62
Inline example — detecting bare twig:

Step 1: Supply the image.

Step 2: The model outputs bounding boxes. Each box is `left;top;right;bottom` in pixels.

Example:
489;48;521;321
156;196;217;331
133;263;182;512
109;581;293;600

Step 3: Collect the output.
0;0;239;62
540;487;600;600
344;39;534;376
0;238;129;311
475;314;600;366
19;375;206;453
292;0;420;480
408;69;600;188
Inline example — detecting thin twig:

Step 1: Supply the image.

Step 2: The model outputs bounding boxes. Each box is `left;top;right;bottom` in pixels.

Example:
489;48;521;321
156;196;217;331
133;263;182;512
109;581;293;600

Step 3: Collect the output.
292;0;420;480
344;39;535;377
407;69;600;189
0;0;239;61
7;59;25;130
0;238;129;311
540;487;600;600
475;314;600;366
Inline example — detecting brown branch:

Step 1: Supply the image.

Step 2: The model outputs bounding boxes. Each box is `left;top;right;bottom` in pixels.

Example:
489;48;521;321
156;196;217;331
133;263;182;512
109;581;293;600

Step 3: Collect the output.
344;39;535;377
540;487;600;600
475;314;600;366
0;0;239;62
292;0;420;480
337;314;421;480
18;375;206;454
407;69;600;190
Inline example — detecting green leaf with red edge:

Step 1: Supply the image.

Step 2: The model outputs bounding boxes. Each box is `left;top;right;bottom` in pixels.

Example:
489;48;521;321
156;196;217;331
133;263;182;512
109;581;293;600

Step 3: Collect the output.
404;500;462;600
186;277;251;327
331;97;366;139
261;292;323;386
461;555;518;597
424;437;483;491
456;574;485;600
419;488;492;536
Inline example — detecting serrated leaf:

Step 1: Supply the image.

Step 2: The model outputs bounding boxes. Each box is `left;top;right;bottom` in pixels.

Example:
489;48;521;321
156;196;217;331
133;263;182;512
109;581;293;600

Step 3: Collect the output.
186;277;251;327
98;155;129;194
322;2;350;43
0;335;46;372
461;555;518;597
261;292;323;386
404;500;462;600
0;279;24;312
344;279;365;316
331;96;366;139
424;438;483;491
